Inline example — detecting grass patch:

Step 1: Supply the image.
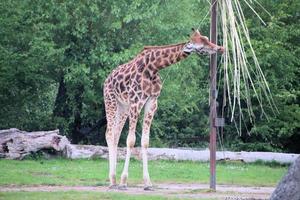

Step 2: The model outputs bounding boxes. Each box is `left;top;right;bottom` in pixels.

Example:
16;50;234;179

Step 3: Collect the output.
0;158;287;187
252;159;290;168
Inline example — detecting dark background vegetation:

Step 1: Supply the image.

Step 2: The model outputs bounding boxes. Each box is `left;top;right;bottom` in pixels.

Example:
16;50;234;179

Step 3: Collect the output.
0;0;299;152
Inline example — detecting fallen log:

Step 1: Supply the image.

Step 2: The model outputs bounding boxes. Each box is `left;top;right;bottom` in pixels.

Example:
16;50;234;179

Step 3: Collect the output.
0;128;70;159
0;128;299;164
0;128;130;160
67;146;299;164
65;145;139;160
146;148;299;164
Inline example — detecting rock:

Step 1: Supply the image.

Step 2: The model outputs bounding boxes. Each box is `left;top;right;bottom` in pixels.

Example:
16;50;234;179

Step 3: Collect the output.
270;156;300;200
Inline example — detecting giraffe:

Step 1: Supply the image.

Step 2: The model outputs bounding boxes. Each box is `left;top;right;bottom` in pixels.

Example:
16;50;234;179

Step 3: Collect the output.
103;29;224;190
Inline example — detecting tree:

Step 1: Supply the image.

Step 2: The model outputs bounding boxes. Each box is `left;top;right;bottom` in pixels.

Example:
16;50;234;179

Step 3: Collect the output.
0;0;299;152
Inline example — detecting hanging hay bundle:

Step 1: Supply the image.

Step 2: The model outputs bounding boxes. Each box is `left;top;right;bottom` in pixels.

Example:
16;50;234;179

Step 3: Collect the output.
217;0;277;134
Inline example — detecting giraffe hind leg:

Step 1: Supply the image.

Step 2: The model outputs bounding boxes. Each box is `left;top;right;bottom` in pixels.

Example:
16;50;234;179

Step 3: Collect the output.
112;103;129;189
104;91;119;188
105;93;129;188
114;102;129;147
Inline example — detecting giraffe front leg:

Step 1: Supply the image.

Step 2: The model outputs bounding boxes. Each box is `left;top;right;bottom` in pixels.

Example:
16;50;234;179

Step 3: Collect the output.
141;97;158;191
119;106;139;189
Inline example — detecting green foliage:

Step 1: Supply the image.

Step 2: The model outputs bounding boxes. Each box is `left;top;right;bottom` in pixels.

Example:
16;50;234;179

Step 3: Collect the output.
0;0;299;152
220;0;300;152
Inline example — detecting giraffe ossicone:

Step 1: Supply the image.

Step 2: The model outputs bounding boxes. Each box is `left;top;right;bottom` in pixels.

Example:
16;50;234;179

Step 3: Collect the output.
103;29;224;190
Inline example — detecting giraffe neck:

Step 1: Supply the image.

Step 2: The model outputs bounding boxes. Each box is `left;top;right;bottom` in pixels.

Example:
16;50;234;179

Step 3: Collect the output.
141;42;190;72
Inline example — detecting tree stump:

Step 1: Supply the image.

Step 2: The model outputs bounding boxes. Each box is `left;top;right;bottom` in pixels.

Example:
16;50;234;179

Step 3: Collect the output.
0;128;70;159
270;155;300;200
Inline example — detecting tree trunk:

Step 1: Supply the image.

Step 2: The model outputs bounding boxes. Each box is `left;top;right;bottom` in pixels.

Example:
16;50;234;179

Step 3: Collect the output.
53;75;70;119
70;84;85;144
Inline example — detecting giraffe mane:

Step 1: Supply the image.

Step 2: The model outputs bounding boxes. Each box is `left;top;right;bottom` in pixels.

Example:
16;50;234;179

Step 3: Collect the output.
143;42;187;50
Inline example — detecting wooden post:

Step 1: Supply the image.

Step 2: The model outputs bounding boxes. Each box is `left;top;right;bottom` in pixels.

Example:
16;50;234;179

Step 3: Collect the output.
209;0;218;191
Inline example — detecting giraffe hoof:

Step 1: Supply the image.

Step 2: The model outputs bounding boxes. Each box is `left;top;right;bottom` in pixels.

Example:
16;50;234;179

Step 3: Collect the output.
118;185;128;190
144;186;154;191
108;184;119;190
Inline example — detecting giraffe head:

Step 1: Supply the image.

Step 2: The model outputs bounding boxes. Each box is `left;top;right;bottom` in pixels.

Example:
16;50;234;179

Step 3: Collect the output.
183;28;224;55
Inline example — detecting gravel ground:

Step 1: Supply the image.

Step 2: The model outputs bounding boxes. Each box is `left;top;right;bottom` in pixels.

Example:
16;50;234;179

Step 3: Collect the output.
0;183;274;200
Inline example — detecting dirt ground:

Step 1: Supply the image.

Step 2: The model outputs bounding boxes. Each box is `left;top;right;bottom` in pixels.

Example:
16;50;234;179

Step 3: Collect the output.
0;183;274;200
